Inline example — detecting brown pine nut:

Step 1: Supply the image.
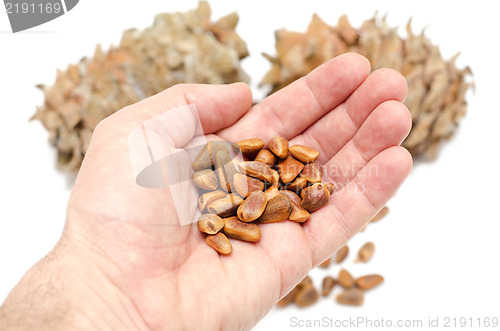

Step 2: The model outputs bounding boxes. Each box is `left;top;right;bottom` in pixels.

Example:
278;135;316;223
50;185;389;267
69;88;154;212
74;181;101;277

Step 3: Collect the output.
232;173;264;198
207;194;244;217
322;276;336;297
300;162;322;183
268;136;289;159
288;201;310;223
294;283;319;308
270;169;280;185
371;206;389;223
197;214;225;235
237;191;268;222
237;138;264;154
237;161;274;183
192;169;218;190
206;232;232;255
277;155;304;184
264;185;280;200
285;176;308;193
192;143;211;171
298;276;312;289
279;190;301;205
257;194;292;223
301;183;330;212
335;245;349;263
192;141;240;171
356;242;375;263
223;216;261;242
215;150;238;192
289;145;320;163
198;190;227;212
336;288;364;306
324;183;335;195
318;258;331;268
277;287;298;307
338;269;355;289
254;149;277;167
355;274;384;290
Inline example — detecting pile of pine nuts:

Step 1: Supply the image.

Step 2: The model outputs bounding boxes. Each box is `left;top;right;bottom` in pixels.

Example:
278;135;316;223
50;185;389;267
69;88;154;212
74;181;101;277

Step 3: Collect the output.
193;136;333;255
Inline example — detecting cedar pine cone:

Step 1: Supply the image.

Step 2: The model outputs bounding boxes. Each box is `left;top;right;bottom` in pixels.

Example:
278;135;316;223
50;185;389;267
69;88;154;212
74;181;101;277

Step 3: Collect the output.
261;14;473;159
32;1;249;171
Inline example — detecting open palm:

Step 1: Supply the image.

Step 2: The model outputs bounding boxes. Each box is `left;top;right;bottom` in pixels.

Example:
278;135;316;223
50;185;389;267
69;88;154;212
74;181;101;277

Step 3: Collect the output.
64;54;412;330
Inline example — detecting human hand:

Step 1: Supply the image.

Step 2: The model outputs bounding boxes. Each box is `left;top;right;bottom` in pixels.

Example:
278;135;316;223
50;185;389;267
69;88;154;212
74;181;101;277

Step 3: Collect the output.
0;53;412;330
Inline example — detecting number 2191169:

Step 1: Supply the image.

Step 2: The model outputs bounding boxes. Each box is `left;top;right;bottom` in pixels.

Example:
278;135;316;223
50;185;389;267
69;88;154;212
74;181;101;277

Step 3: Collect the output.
5;2;62;14
443;317;498;328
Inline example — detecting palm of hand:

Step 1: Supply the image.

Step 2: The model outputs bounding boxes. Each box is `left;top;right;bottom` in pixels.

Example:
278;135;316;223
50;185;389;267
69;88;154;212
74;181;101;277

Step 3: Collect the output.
65;54;411;330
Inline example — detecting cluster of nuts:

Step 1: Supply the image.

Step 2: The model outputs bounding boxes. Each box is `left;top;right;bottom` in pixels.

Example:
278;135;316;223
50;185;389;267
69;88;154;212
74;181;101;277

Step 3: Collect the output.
278;207;388;307
278;241;383;307
192;137;334;255
192;136;386;307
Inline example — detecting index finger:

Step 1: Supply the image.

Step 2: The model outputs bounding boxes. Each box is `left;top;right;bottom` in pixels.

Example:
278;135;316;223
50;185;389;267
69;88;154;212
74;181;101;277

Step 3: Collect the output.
218;53;370;142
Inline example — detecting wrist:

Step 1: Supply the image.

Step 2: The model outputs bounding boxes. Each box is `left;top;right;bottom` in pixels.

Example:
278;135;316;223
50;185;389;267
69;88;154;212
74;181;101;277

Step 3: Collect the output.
0;237;147;330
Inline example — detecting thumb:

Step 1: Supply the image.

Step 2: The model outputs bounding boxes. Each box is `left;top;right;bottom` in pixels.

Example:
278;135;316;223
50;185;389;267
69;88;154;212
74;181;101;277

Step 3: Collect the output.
68;83;252;226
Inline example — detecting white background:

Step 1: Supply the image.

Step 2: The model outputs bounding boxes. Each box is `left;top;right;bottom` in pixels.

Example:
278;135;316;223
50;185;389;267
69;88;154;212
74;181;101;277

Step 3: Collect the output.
1;1;499;330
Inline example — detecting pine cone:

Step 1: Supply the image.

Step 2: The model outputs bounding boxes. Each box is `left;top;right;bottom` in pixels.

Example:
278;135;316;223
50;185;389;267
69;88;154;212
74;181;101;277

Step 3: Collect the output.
261;14;473;159
32;1;249;171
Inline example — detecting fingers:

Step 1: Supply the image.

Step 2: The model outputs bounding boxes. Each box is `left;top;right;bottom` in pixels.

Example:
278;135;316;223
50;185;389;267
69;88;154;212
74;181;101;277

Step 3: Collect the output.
292;68;408;162
98;82;253;137
323;100;412;186
188;83;253;134
345;68;408;127
255;221;313;296
303;146;413;264
253;146;412;296
218;53;370;142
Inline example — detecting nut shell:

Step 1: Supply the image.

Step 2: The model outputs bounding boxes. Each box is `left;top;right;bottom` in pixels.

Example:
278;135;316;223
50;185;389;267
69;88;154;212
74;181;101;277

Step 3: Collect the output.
322;276;336;297
277;287;298;307
192;169;218;190
294;283;319;308
335;245;349;263
336;288;364;306
206;232;233;255
198;190;226;212
288;201;310;223
237;138;264;154
355;274;384;290
356;242;375;263
277;156;304;184
193;141;240;171
338;269;355;289
300;163;322;183
207;194;244;217
285;176;308;193
279;190;301;205
268;136;289;159
300;183;330;212
198;214;225;235
232;173;264;198
237;191;268;222
257;194;292;223
264;185;280;201
223;216;261;242
237;161;274;183
254;149;277;167
215;150;238;192
289;145;320;163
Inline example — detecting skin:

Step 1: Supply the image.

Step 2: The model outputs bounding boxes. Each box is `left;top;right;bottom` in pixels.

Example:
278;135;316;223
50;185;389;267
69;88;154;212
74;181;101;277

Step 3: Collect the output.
0;54;412;330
